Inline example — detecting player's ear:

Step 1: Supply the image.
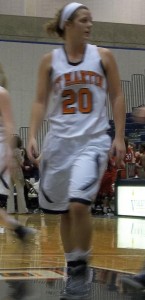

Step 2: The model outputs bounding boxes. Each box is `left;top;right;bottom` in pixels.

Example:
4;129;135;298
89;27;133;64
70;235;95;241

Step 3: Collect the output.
65;19;73;29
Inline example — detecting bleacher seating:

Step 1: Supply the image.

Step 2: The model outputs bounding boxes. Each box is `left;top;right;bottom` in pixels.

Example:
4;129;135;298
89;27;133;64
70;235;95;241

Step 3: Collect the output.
108;110;145;147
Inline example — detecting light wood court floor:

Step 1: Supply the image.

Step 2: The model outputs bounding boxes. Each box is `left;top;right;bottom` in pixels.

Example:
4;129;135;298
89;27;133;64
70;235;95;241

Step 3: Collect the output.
0;213;144;274
0;213;145;299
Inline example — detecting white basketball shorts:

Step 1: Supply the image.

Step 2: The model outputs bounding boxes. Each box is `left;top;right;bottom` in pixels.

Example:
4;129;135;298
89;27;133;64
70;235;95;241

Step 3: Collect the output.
39;132;111;213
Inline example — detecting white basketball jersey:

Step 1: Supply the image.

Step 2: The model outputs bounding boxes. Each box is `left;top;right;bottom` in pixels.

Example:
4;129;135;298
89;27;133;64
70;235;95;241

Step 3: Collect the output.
47;44;109;138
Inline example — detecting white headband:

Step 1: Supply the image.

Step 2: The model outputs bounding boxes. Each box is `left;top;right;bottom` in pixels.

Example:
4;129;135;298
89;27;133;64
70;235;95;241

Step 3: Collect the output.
59;2;86;30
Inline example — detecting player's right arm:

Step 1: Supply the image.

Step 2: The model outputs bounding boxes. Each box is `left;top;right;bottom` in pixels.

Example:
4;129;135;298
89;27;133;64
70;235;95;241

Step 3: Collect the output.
27;53;52;162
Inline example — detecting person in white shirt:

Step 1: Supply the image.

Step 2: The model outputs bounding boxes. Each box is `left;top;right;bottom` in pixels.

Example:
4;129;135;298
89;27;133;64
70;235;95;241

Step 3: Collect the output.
27;3;126;299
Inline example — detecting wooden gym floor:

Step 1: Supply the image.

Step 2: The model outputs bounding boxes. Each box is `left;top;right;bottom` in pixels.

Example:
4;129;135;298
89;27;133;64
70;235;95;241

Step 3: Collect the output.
0;213;144;299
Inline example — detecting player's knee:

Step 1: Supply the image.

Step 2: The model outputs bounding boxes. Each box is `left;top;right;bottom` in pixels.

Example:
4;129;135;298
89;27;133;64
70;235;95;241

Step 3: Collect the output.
69;199;90;216
61;211;71;223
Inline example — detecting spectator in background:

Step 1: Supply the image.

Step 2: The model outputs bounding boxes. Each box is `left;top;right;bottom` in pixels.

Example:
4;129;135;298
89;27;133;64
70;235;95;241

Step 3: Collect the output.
124;137;135;164
22;148;39;210
129;142;136;162
136;143;145;178
98;157;117;214
135;147;141;166
7;135;28;214
94;137;134;215
119;136;134;179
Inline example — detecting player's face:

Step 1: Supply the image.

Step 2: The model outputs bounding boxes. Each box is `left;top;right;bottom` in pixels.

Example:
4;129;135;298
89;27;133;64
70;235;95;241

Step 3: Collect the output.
70;9;93;41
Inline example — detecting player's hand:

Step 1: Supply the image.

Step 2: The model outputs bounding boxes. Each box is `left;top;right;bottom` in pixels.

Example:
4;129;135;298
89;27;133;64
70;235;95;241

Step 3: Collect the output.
27;137;39;164
110;138;126;168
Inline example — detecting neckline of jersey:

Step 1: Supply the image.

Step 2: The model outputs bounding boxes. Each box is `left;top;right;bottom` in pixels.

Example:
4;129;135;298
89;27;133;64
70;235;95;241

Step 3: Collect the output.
63;44;87;66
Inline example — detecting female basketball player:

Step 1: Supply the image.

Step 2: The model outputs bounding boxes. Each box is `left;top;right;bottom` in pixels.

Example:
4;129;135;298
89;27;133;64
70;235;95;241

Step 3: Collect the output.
0;64;36;241
27;2;126;299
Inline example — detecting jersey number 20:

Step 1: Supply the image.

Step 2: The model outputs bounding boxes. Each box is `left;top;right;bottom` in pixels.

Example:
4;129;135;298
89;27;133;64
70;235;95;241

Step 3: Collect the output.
62;88;92;114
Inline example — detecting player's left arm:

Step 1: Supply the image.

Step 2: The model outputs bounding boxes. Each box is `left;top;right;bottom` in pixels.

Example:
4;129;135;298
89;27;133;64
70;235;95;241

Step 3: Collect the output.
98;47;126;167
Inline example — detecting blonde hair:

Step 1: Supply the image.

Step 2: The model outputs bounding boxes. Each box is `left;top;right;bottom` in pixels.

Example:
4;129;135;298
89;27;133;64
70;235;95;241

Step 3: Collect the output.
44;5;88;39
0;64;8;89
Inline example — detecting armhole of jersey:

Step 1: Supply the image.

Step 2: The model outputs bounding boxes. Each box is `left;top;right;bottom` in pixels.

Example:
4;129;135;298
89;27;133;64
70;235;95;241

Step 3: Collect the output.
100;60;107;77
49;51;55;82
49;67;53;79
96;46;107;77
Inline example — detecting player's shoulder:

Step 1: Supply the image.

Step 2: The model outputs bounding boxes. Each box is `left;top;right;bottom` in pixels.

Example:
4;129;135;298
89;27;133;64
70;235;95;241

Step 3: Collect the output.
40;47;61;70
98;47;114;60
41;52;52;65
42;47;62;61
38;52;53;74
97;47;117;73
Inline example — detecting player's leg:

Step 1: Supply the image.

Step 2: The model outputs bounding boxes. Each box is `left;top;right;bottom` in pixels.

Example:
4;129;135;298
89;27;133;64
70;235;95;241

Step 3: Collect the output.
60;209;93;298
70;202;92;251
60;211;75;253
60;138;110;299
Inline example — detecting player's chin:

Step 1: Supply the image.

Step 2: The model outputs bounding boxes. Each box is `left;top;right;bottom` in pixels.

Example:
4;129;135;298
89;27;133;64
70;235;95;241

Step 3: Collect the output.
84;33;90;40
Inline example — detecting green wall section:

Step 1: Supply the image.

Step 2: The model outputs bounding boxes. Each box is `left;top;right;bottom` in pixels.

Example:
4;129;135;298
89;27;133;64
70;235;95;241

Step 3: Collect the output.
0;15;145;48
